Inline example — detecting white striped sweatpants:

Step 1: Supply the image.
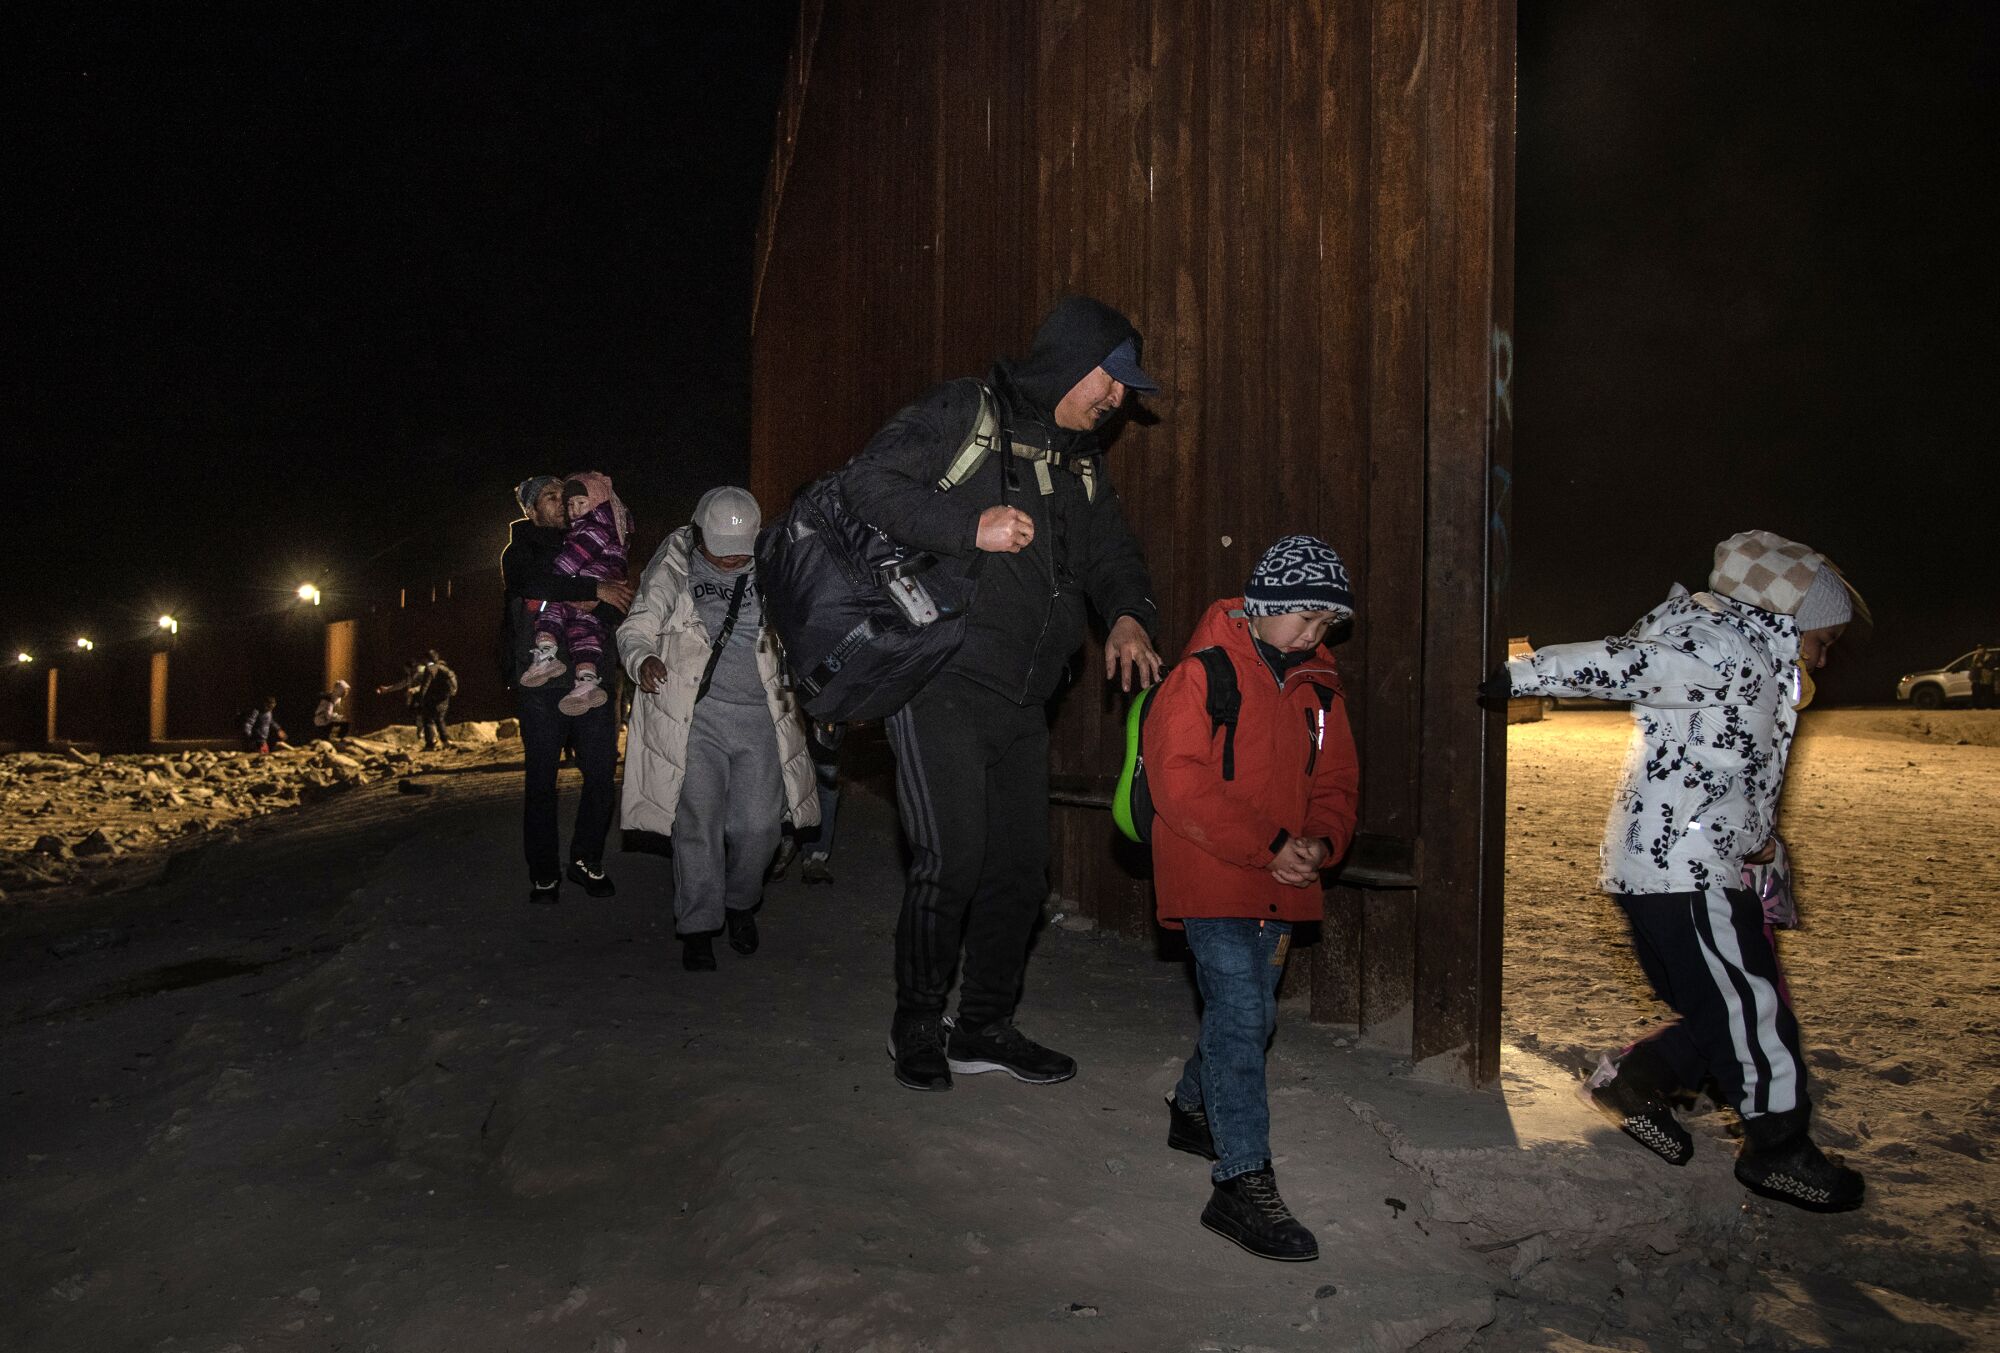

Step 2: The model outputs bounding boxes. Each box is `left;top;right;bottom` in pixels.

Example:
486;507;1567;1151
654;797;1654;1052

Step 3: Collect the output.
1612;887;1806;1119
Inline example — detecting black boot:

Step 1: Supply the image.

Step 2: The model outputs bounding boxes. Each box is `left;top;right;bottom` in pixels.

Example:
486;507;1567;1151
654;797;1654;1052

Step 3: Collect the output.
887;1010;951;1092
681;935;717;972
1166;1091;1218;1161
565;859;615;898
1581;1047;1693;1166
1736;1112;1864;1213
725;907;759;955
1200;1168;1319;1262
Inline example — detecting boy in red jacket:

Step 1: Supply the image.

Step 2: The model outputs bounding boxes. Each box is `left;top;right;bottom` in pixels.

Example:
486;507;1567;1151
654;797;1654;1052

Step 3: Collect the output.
1148;534;1360;1262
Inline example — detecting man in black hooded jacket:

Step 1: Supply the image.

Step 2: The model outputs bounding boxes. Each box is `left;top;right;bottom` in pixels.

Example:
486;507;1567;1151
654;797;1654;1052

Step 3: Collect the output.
845;295;1164;1092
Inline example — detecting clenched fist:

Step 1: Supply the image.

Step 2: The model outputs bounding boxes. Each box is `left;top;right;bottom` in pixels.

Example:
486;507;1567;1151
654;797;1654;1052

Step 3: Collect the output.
977;505;1035;553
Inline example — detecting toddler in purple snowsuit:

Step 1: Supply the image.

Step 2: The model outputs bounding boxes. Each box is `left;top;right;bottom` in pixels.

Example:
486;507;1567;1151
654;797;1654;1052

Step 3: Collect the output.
518;471;633;715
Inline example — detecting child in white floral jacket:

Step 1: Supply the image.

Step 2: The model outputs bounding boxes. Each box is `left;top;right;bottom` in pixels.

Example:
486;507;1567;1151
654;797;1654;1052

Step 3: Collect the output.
1492;530;1867;1214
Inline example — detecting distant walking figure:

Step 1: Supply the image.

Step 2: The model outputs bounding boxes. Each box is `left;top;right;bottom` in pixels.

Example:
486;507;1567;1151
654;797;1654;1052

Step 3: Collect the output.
241;695;286;754
312;680;351;739
415;650;457;751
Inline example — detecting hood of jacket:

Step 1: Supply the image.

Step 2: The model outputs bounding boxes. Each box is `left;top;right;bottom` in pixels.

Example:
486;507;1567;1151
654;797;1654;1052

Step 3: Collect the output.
563;470;632;546
989;296;1142;451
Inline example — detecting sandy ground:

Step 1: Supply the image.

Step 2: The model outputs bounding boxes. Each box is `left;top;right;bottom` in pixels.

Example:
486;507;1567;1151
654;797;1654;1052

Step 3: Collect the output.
0;708;1992;1351
0;724;521;893
1502;709;2000;1331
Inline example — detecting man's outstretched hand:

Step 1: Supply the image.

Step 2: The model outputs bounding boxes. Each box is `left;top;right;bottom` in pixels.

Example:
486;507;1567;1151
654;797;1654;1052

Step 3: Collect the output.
1105;615;1163;691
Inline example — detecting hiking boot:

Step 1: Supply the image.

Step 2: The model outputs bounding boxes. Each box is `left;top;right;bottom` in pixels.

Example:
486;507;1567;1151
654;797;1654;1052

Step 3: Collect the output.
565;859;615;898
1582;1051;1693;1167
725;907;759;955
527;877;560;906
680;935;717;972
887;1011;951;1092
766;836;798;881
558;670;608;716
1166;1091;1218;1161
518;647;566;688
1200;1168;1319;1262
801;853;834;885
1736;1132;1865;1213
944;1017;1076;1084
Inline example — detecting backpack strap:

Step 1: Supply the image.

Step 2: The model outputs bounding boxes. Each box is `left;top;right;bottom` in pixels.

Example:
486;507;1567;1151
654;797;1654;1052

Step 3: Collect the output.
694;573;749;704
1192;646;1241;782
936;381;1099;502
935;382;1003;491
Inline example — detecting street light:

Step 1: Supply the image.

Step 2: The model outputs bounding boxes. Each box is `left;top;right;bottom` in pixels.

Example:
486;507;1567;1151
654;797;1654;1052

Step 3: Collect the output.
15;652;32;664
75;637;94;651
297;583;322;606
157;615;178;635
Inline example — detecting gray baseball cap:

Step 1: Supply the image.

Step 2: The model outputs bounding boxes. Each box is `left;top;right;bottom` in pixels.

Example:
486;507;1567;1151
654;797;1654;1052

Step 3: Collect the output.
695;485;761;555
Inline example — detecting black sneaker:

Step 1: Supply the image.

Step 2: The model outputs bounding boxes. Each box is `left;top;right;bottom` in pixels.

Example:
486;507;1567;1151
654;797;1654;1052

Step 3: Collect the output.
1735;1134;1865;1213
887;1011;951;1092
681;935;717;972
724;907;759;955
1581;1053;1693;1167
527;877;560;906
566;859;615;898
766;836;798;881
1166;1091;1218;1161
944;1017;1076;1084
1200;1168;1319;1262
801;854;834;886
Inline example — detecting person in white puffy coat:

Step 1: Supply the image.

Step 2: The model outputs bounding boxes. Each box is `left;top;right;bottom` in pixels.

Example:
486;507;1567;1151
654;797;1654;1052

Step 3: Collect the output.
1497;530;1868;1215
618;488;818;972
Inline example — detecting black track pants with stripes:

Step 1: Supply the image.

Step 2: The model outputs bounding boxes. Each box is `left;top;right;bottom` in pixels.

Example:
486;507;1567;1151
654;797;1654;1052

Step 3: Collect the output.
885;672;1050;1027
1614;888;1808;1122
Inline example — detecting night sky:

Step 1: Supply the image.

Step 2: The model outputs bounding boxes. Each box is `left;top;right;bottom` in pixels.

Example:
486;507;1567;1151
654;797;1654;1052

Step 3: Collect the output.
7;4;1994;704
1515;2;1998;702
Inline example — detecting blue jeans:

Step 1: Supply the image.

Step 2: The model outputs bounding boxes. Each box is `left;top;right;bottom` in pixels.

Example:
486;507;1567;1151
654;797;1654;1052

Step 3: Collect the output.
1175;918;1292;1182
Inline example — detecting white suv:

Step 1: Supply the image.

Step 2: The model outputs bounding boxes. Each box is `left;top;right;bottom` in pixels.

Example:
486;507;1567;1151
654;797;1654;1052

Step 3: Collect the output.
1895;649;1987;708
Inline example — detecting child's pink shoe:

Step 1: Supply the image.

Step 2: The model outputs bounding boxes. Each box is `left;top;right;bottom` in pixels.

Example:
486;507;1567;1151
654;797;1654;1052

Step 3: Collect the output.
519;646;566;688
559;669;608;715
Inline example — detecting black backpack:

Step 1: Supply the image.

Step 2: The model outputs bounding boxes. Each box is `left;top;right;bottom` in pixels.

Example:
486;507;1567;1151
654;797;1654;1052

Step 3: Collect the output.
1113;647;1240;844
756;471;979;722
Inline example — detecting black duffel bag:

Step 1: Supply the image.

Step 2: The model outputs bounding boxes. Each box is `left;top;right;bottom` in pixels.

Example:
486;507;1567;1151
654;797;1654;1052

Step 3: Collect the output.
756;471;976;722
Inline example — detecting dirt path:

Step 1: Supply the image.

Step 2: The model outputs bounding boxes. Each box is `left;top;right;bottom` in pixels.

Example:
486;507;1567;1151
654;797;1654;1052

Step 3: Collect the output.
0;760;1508;1353
1503;709;2000;1340
2;710;1993;1351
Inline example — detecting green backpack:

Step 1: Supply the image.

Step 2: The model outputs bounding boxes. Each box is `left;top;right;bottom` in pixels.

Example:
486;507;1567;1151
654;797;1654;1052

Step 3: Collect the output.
1112;647;1240;844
